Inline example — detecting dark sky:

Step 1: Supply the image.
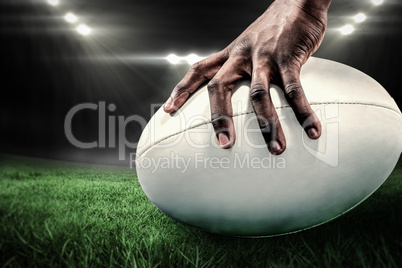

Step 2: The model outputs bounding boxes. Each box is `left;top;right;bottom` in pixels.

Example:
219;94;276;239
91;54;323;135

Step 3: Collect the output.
1;0;401;165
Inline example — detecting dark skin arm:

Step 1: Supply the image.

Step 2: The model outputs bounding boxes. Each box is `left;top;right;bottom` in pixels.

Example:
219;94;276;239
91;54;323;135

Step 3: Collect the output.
164;0;332;154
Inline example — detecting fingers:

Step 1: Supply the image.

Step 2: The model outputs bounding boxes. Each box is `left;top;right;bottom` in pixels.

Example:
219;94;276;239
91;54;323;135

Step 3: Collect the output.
250;66;286;155
280;66;321;139
163;50;228;114
208;59;244;149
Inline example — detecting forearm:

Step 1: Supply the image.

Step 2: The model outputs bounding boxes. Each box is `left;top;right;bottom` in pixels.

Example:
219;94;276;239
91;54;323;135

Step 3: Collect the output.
273;0;331;11
292;0;332;11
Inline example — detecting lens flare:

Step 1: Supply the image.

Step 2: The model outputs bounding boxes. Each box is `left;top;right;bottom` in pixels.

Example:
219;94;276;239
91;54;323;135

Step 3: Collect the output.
340;24;354;35
76;24;91;36
47;0;59;6
64;12;78;23
185;54;203;65
353;13;366;23
372;0;384;6
166;54;180;64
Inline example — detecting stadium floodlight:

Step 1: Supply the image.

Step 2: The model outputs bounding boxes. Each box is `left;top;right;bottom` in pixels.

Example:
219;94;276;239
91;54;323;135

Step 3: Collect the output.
339;24;354;35
353;13;366;23
185;54;203;65
166;54;181;64
76;24;91;36
47;0;59;6
372;0;384;5
64;12;78;24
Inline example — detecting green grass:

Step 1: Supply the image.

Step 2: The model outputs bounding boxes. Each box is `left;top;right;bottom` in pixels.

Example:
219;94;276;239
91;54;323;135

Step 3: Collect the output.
0;154;400;268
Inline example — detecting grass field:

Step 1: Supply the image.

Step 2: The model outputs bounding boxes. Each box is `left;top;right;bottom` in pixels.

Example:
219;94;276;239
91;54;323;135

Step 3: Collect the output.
0;154;400;267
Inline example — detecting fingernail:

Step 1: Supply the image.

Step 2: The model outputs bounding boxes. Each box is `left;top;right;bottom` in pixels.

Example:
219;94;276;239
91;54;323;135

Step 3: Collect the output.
269;141;281;154
307;128;318;139
164;97;172;109
218;133;230;147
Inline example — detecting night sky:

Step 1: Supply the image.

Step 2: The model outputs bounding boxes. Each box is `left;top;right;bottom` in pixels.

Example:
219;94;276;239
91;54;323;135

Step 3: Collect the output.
1;0;401;165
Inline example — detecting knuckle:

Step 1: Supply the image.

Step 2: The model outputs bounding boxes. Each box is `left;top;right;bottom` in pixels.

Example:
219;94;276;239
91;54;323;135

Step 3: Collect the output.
277;54;302;69
250;86;268;102
207;79;221;94
233;38;251;55
256;114;277;130
284;83;303;100
300;109;311;118
173;83;187;96
211;112;229;122
259;120;271;133
211;113;231;130
189;61;203;73
220;47;230;59
296;106;313;123
189;61;209;80
300;110;317;126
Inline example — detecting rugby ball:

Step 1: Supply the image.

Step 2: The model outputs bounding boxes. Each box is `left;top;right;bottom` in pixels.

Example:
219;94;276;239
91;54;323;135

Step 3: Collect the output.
136;57;402;236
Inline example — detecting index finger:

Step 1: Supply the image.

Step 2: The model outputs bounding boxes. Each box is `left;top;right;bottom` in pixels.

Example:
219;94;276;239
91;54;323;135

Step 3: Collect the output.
163;50;229;114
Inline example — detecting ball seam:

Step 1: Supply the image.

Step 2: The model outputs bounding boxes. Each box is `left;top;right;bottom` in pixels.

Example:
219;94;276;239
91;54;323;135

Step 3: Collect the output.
136;102;401;158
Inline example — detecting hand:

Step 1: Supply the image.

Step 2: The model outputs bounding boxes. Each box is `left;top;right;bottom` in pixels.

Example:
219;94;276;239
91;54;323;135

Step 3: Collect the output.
164;0;330;155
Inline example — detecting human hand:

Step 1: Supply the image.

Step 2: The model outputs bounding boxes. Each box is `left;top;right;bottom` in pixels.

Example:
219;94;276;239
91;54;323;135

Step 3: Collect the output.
164;0;331;155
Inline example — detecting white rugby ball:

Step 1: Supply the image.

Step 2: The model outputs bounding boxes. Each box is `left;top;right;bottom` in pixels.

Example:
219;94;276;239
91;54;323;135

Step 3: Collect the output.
136;57;402;236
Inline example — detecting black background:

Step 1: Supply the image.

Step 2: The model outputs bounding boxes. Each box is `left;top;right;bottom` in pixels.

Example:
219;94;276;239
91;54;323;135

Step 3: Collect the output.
1;0;401;165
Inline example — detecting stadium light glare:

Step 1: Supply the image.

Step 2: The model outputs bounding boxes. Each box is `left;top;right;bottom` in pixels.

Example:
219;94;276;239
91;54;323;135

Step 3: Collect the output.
185;54;203;65
340;24;354;35
76;24;91;36
166;54;180;64
47;0;59;6
353;13;366;23
372;0;384;5
64;12;78;23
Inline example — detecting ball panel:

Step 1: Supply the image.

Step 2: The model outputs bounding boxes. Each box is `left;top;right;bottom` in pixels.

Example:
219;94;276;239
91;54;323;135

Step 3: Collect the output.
137;101;401;235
